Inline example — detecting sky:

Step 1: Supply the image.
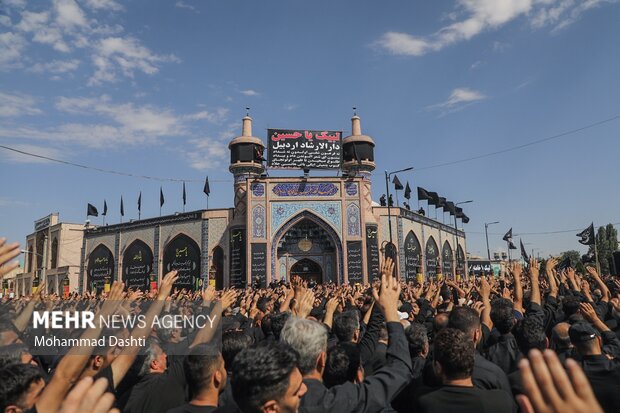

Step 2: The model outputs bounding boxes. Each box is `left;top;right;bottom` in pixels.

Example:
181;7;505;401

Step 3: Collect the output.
1;0;619;261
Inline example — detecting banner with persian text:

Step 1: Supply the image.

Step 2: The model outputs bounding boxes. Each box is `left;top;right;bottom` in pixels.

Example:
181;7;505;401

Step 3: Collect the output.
267;129;342;169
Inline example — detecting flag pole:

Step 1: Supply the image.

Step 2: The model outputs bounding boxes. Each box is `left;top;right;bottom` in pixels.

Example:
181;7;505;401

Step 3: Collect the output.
593;224;601;275
506;241;512;263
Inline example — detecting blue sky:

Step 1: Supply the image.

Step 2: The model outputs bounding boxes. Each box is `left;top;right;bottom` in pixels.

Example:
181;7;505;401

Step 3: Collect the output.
1;0;619;260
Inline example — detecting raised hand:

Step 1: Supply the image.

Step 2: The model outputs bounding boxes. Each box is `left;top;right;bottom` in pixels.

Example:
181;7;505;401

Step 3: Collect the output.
294;289;315;319
372;257;401;322
517;349;603;413
57;376;118;413
0;238;20;278
579;302;599;324
529;258;540;279
546;257;558;275
509;261;523;279
201;284;215;302
157;270;178;299
585;266;600;279
220;289;237;311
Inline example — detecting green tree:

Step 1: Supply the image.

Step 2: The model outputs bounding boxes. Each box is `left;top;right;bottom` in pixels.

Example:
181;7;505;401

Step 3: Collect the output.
588;223;619;275
559;250;586;273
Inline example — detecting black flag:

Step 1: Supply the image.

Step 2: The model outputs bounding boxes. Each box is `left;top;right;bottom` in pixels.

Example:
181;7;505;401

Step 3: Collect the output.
417;187;431;201
520;239;529;261
102;200;108;216
445;201;456;216
137;192;142;213
437;197;447;209
508;240;517;250
120;196;124;217
203;176;210;196
392;175;404;191
427;191;440;206
182;182;186;205
577;223;595;245
404;182;411;200
87;203;99;217
352;144;362;165
503;228;513;242
461;214;470;224
160;187;165;207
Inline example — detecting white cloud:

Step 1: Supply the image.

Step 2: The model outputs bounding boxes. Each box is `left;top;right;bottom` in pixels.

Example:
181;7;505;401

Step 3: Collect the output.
284;104;298;111
240;89;259;96
183;138;228;170
0;15;12;26
0;32;27;69
183;108;229;123
470;60;484;69
0;197;30;207
0;143;66;164
56;95;182;136
29;59;80;74
89;36;179;85
427;88;487;113
54;0;87;29
0;92;42;117
175;1;196;11
375;0;616;56
82;0;123;11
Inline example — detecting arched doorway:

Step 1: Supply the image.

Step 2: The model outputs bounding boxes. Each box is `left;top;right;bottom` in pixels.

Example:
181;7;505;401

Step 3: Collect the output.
212;246;224;290
162;234;201;291
425;237;439;279
442;241;453;278
122;240;153;291
404;231;421;283
290;258;322;284
87;244;114;294
273;212;341;284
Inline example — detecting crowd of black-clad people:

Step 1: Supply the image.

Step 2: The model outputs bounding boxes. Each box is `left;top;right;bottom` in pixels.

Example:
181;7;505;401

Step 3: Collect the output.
1;236;619;413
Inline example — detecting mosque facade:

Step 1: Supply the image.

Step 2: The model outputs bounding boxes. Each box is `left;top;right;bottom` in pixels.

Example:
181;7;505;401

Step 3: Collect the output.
78;115;467;292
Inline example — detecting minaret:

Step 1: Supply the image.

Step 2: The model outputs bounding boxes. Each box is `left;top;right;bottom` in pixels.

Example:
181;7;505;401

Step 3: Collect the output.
229;112;265;219
342;112;376;179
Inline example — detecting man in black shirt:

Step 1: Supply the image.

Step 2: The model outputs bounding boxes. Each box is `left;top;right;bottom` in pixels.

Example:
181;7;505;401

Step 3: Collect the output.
413;328;515;413
569;303;620;413
167;345;227;413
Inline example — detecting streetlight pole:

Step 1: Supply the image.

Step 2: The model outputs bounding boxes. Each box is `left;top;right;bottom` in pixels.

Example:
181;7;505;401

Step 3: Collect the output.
454;200;473;279
484;221;500;261
384;167;413;253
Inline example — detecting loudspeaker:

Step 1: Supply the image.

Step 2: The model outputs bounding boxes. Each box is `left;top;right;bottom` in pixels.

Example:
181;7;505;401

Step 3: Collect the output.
612;251;620;276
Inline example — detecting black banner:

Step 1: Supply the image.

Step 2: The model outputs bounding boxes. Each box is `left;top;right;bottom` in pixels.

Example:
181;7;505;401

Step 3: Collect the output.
347;241;363;285
122;241;153;291
404;232;421;283
250;243;267;288
425;238;439;278
163;235;201;291
365;225;380;281
267;129;342;169
87;244;114;293
230;229;246;288
442;243;453;277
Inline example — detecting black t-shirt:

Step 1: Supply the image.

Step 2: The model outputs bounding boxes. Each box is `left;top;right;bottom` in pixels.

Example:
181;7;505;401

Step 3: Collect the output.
167;404;217;413
123;356;187;413
414;385;516;413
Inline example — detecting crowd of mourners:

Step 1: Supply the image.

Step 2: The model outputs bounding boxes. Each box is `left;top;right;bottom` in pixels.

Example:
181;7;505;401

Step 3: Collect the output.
1;237;620;413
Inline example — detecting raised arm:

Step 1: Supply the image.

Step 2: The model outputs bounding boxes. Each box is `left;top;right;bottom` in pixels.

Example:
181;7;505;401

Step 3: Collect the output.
109;271;178;388
510;261;524;313
476;276;493;331
586;266;610;302
528;258;541;306
545;258;559;299
36;282;124;413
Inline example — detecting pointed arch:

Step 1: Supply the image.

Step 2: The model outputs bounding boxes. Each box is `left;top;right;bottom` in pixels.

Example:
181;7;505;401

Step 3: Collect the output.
271;211;343;284
212;245;224;290
122;240;153;291
457;244;466;276
87;244;114;293
442;241;453;277
163;233;201;291
425;236;439;278
404;231;422;283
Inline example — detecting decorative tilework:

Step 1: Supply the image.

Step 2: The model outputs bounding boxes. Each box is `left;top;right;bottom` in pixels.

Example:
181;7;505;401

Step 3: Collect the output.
345;182;358;196
252;205;266;238
272;183;338;197
251;183;265;197
346;203;361;237
271;201;342;235
201;220;209;284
